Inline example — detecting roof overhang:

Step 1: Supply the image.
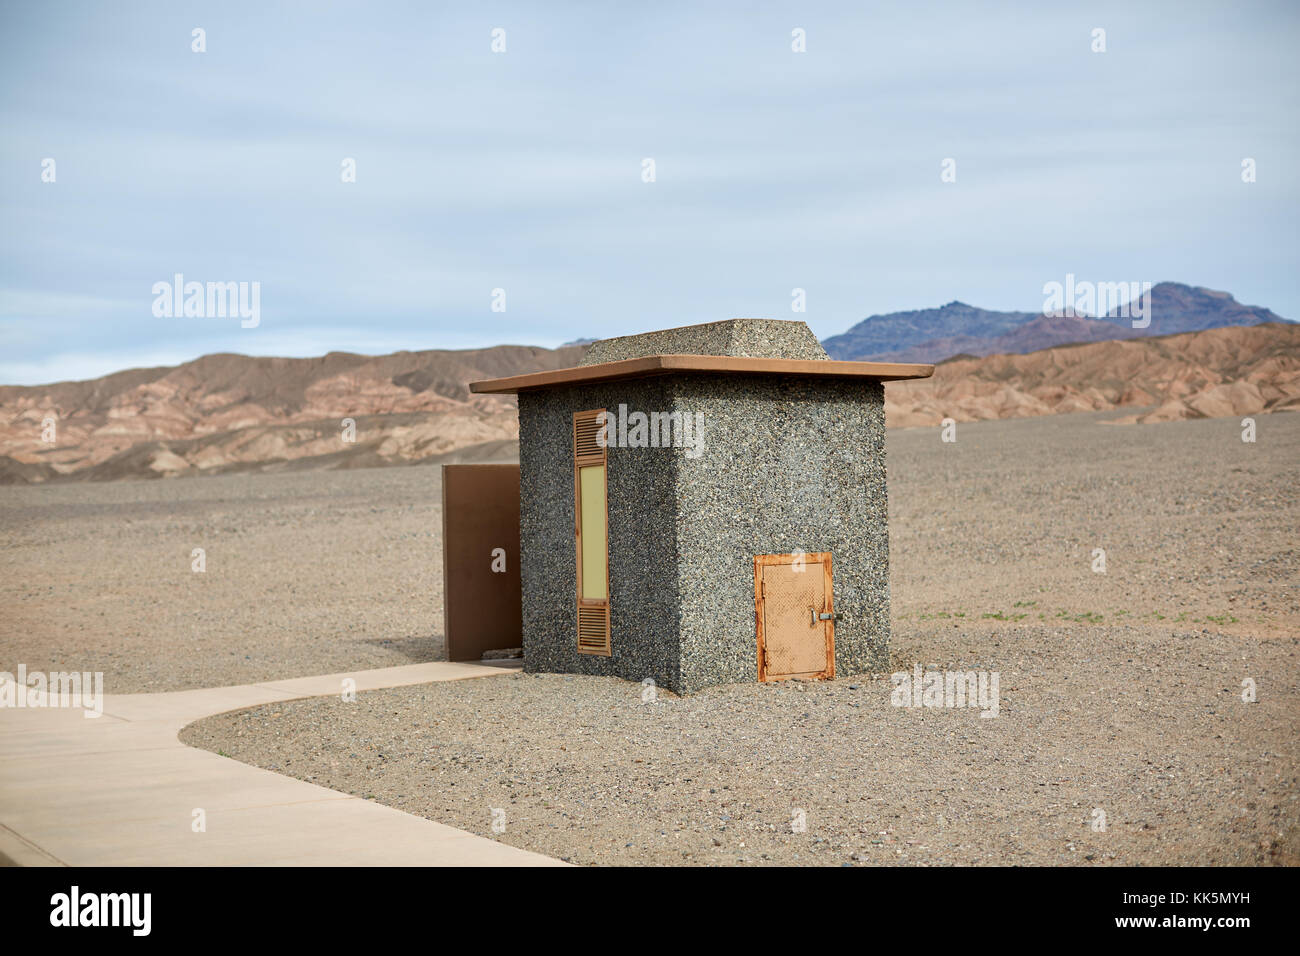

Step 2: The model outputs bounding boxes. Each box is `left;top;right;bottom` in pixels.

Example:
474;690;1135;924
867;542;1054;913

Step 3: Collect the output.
469;354;934;394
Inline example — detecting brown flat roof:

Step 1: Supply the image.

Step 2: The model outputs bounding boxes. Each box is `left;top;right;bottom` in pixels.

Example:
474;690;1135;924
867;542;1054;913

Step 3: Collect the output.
469;354;934;394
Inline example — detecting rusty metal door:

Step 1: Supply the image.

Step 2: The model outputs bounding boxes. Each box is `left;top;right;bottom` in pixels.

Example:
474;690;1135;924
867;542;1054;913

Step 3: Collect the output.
441;464;522;661
754;553;835;681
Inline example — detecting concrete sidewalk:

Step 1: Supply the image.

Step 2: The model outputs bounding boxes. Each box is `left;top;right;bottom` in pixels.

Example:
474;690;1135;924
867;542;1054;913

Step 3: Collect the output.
0;661;562;866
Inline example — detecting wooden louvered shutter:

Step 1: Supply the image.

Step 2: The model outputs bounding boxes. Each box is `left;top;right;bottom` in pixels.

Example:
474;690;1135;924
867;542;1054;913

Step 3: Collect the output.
573;409;610;655
577;605;610;654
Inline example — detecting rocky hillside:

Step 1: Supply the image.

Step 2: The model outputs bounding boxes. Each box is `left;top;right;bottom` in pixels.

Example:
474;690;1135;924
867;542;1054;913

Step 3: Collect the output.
872;312;1144;363
829;282;1289;364
884;322;1300;427
4;322;1297;485
823;300;1037;360
1099;281;1288;332
0;345;585;483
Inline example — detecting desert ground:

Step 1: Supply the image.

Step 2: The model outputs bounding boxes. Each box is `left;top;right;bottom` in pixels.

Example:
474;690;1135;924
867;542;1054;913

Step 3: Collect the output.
0;463;452;689
4;411;1298;865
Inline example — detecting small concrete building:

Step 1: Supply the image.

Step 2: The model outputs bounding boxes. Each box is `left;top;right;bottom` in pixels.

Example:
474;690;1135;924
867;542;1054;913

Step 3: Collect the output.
470;319;932;694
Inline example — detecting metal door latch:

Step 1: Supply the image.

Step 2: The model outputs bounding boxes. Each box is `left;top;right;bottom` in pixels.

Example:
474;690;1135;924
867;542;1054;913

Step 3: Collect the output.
810;608;840;625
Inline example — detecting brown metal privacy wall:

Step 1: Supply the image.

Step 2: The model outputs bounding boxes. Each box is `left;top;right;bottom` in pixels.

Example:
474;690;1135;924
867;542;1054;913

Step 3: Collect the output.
441;464;522;662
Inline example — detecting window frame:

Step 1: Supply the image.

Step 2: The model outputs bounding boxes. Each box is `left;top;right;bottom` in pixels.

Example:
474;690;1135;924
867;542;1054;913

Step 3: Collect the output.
573;409;611;655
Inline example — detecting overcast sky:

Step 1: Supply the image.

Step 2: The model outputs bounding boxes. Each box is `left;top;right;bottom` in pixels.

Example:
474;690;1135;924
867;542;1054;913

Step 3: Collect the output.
1;0;1296;384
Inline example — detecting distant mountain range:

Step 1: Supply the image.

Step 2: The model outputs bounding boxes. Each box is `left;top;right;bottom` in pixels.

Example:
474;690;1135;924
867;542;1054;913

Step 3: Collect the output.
0;345;585;484
2;281;1295;483
822;282;1290;363
884;322;1300;428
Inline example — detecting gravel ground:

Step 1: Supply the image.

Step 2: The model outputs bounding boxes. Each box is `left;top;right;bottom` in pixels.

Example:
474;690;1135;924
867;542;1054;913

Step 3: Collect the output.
5;412;1294;693
172;411;1300;866
0;466;449;691
180;624;1299;866
887;410;1297;635
4;411;1298;864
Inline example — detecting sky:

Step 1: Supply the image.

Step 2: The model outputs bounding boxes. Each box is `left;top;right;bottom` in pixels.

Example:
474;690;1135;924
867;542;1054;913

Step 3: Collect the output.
1;0;1296;385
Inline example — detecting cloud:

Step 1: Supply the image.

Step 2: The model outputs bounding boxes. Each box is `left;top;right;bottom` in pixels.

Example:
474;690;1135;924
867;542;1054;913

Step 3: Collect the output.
1;0;1297;384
